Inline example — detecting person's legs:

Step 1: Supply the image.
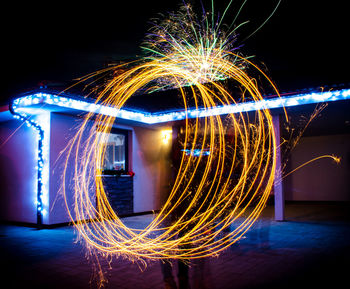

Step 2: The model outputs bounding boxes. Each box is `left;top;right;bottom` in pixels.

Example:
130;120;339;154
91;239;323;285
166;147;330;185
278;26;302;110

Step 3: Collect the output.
178;260;190;289
160;260;177;289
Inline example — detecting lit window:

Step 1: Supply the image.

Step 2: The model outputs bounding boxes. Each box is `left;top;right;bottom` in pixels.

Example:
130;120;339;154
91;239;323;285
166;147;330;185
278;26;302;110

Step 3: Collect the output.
99;129;129;174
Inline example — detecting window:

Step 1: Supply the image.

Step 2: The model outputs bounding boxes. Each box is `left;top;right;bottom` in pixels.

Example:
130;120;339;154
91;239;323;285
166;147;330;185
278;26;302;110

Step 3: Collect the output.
99;129;129;174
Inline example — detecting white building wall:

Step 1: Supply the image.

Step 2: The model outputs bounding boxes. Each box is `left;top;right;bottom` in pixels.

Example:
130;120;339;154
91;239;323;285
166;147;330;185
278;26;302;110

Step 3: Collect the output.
49;112;96;224
284;133;350;201
132;126;172;213
49;113;172;224
0;119;38;223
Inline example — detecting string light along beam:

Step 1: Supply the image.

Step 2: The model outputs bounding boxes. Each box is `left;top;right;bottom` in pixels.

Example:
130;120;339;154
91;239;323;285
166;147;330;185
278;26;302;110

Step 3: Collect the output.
13;93;152;123
13;88;350;124
9;101;50;226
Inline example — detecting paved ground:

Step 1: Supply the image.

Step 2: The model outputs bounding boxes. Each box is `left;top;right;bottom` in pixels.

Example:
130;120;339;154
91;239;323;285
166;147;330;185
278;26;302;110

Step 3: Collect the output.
1;203;350;289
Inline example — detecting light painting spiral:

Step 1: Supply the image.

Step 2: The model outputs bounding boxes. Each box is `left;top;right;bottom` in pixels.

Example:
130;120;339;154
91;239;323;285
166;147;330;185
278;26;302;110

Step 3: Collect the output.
62;0;281;277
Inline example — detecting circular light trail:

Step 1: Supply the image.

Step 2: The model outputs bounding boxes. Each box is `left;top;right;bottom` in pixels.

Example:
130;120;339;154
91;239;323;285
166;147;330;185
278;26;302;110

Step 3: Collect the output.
61;5;287;287
62;51;279;262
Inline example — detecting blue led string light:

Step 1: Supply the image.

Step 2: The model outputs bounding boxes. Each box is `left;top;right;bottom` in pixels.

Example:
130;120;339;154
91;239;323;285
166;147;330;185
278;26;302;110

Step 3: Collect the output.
182;148;210;157
13;88;350;124
10;100;45;226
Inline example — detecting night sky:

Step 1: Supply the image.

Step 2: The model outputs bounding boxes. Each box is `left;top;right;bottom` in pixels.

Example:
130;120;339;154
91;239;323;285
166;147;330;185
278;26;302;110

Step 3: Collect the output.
2;0;349;105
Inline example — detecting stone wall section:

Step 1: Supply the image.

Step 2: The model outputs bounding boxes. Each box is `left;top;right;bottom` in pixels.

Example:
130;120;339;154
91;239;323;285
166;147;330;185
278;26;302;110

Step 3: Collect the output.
103;176;133;216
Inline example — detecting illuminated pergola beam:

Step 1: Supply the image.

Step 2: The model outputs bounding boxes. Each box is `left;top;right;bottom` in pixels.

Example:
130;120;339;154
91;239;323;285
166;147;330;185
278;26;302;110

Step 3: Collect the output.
13;88;350;124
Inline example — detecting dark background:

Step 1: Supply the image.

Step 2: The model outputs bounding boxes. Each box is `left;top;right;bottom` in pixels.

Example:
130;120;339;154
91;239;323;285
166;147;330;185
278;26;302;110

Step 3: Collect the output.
1;0;349;105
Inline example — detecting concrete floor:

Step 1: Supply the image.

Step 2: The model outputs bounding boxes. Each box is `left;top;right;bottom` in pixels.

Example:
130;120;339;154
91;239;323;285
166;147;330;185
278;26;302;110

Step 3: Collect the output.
1;203;349;289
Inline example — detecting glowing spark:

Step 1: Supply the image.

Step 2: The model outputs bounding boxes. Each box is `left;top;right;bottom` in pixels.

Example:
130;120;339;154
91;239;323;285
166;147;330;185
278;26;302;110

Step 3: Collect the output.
333;156;341;164
283;154;341;179
140;3;245;90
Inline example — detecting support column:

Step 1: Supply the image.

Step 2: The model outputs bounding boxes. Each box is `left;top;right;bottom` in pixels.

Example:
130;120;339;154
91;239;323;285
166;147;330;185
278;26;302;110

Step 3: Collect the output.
272;114;285;221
